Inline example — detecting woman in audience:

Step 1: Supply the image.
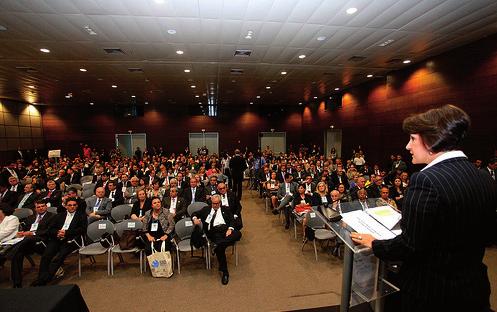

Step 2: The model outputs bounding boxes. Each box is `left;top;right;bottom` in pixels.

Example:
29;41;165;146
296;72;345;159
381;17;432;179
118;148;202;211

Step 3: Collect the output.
142;197;175;256
147;180;165;200
131;189;151;222
389;178;405;210
312;181;331;207
337;183;352;202
266;171;280;209
292;184;313;208
0;203;19;244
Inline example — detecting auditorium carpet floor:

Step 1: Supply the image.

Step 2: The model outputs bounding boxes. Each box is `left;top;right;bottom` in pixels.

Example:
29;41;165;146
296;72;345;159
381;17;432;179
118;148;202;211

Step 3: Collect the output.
1;188;496;311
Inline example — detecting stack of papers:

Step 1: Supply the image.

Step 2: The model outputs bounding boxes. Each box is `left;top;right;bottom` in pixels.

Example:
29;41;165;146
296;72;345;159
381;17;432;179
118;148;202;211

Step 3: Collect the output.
341;207;402;240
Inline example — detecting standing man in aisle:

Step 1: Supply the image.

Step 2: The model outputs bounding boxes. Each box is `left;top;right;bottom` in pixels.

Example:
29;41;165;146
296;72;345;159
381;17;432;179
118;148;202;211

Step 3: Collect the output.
229;149;247;201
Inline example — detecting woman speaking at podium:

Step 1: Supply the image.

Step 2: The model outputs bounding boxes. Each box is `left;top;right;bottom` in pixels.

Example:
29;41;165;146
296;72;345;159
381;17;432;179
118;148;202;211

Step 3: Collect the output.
351;105;496;312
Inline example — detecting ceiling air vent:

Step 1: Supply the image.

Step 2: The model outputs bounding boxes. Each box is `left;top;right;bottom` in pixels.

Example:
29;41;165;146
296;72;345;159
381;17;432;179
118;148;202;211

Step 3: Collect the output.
348;56;366;62
234;49;252;57
16;66;37;73
230;68;244;75
128;68;143;73
103;48;126;54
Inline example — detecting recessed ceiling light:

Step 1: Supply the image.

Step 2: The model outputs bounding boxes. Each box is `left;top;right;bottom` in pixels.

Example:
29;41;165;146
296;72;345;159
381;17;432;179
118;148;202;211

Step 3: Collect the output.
298;102;303;105
40;48;50;53
198;102;202;104
83;25;97;36
403;59;411;64
0;25;7;31
28;85;35;89
79;68;87;72
250;102;253;105
256;95;261;99
335;87;340;91
317;36;326;41
176;50;184;55
131;95;136;98
346;7;358;15
167;29;177;35
298;54;306;59
89;102;94;105
195;95;200;98
266;86;271;89
184;69;191;73
281;71;287;75
313;96;318;99
378;39;395;47
190;85;196;88
111;85;117;88
367;74;373;78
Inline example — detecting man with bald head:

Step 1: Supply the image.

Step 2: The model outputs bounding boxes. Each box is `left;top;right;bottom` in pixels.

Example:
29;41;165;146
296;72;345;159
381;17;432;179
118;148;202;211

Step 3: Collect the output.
85;187;113;223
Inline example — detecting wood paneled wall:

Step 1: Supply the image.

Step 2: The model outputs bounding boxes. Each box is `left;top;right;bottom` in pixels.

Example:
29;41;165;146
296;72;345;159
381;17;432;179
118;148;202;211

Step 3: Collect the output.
40;33;497;164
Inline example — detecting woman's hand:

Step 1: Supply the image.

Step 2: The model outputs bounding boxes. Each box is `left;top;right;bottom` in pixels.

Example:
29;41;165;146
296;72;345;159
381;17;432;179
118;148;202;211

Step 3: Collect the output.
350;232;375;248
146;234;155;242
159;234;168;241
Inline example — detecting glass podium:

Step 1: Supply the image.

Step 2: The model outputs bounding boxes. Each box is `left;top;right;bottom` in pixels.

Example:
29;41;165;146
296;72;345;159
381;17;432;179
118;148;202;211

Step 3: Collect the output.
316;202;400;312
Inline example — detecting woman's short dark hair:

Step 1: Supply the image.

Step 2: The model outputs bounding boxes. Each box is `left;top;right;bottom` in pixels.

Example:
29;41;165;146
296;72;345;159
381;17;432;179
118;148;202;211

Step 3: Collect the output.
0;203;15;216
402;104;470;153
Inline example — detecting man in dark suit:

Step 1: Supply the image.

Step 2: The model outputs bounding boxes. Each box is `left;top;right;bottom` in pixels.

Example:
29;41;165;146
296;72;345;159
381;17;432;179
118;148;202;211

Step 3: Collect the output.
66;166;81;185
343;189;377;213
205;175;219;201
31;197;87;286
229;149;247;201
40;180;63;211
15;183;38;210
10;199;55;287
330;165;349;190
216;182;242;230
256;166;271;197
349;176;366;200
182;179;206;205
481;157;496;181
175;172;189;195
162;187;188;222
192;195;241;285
106;180;124;207
8;176;23;200
0;181;17;207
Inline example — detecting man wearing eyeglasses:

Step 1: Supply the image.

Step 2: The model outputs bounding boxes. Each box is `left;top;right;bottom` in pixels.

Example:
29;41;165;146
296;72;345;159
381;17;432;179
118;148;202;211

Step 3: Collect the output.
31;198;87;286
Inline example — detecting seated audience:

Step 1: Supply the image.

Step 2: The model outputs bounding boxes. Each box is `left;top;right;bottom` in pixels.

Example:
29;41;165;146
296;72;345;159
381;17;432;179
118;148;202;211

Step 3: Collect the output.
85;187;113;224
142;197;174;256
375;186;398;210
31;198;86;286
0;203;19;243
15;183;38;210
162;187;187;222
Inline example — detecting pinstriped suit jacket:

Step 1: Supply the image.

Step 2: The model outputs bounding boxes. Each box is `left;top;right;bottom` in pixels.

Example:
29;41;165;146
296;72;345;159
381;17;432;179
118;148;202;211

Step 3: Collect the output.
372;157;496;312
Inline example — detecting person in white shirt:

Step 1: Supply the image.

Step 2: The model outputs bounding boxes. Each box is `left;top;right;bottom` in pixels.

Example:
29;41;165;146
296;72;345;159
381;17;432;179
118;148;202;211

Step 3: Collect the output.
0;203;19;243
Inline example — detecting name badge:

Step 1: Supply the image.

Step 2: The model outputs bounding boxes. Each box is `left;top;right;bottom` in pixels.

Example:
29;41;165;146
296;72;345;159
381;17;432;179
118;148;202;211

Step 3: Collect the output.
310;212;316;218
151;222;158;232
205;214;213;224
211;191;216;195
321;196;328;203
185;220;193;227
98;223;107;230
127;222;136;228
30;223;39;232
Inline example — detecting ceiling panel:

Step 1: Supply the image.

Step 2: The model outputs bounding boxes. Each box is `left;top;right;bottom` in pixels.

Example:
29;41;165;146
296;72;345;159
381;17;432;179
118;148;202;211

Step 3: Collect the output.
0;0;496;109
